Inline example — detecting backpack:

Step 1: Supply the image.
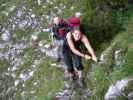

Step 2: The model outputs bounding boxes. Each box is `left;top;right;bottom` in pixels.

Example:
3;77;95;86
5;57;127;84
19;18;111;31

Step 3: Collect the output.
66;17;80;28
52;17;80;39
52;21;68;39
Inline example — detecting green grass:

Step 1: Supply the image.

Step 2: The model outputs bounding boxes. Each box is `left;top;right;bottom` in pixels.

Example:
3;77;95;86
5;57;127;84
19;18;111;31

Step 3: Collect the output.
12;30;64;99
90;64;110;99
12;29;33;42
0;1;133;100
15;57;64;100
0;60;10;75
0;60;15;100
38;32;49;41
89;12;133;99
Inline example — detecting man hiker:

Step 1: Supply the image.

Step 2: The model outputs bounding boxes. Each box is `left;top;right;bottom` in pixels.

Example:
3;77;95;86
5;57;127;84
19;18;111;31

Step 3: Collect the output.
51;17;69;62
63;28;97;87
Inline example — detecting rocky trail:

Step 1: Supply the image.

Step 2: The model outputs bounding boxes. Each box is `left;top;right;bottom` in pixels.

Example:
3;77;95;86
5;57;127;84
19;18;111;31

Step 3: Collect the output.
41;42;91;100
0;1;133;99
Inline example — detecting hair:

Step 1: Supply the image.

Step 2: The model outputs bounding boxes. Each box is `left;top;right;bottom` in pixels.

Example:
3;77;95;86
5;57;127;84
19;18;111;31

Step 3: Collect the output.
53;17;59;21
71;27;80;33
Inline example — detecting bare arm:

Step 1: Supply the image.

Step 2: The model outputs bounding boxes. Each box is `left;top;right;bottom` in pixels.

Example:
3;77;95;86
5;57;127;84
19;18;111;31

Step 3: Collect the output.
66;32;85;57
81;34;97;62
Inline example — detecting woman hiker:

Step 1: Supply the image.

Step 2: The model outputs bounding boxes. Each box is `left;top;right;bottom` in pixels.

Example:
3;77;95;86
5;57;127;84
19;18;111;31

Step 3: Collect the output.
63;28;97;87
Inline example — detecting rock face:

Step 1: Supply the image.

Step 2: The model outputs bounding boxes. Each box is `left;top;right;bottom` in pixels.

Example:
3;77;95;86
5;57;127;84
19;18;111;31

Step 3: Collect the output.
0;1;82;99
104;79;133;100
0;5;48;98
128;92;133;99
1;30;11;41
0;0;132;100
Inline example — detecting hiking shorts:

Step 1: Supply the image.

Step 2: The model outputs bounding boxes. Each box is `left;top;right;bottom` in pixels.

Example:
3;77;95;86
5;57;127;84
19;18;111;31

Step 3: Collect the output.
63;47;83;73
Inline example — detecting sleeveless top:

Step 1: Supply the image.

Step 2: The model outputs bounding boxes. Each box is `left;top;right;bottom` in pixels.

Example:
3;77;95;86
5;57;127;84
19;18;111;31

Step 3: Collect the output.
63;32;82;52
71;35;81;50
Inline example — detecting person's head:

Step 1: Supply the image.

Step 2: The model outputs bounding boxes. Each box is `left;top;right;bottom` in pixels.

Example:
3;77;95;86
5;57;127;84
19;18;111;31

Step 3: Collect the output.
53;17;60;25
72;28;82;41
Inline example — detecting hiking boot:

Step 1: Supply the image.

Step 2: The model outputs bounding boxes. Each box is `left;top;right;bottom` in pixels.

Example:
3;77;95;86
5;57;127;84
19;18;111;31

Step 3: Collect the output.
66;77;74;89
72;72;78;81
66;76;78;90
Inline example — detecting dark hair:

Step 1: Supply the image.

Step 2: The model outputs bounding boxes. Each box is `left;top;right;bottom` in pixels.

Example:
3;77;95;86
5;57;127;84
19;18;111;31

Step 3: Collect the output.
71;27;80;33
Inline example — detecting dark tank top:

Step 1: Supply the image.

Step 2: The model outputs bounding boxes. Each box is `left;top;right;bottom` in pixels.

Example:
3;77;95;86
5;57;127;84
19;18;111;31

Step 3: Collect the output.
63;33;82;52
71;35;81;50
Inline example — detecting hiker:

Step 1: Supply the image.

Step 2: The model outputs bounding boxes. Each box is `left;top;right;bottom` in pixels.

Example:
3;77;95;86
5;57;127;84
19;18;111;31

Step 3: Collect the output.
63;28;97;87
51;17;69;62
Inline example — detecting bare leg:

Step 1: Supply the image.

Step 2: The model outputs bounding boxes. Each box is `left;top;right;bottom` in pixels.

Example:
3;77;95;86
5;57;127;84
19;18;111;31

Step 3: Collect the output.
77;70;85;88
77;70;83;79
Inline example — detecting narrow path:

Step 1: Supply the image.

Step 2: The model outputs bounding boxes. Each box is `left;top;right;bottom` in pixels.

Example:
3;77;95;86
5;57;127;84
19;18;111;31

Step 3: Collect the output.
41;42;91;100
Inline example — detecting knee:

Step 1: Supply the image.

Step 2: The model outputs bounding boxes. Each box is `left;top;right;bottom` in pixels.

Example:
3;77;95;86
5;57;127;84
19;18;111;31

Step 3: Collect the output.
67;67;74;73
76;65;84;71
